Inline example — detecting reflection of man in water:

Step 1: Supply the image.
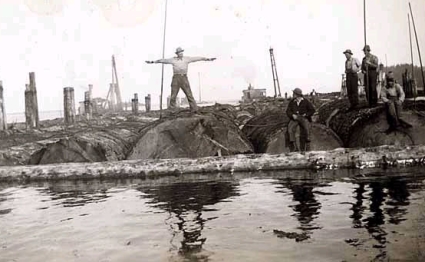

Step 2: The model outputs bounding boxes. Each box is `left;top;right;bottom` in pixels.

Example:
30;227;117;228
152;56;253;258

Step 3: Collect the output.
279;179;321;233
138;180;238;260
349;177;412;259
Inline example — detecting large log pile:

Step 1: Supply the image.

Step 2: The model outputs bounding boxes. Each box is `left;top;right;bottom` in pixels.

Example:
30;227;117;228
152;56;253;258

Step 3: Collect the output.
127;108;254;160
0;114;156;166
317;99;425;148
242;109;342;153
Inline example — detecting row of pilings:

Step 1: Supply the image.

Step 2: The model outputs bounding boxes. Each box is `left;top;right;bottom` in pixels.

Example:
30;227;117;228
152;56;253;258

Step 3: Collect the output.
0;72;154;130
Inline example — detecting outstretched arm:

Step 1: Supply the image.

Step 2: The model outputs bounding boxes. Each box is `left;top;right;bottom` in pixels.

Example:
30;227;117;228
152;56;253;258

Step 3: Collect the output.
145;58;173;64
186;56;216;63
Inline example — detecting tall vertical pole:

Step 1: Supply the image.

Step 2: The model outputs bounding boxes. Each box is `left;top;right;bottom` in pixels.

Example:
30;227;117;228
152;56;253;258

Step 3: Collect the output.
385;54;388;69
0;81;6;130
159;0;168;119
112;55;123;111
363;0;369;99
409;2;425;93
363;0;367;46
408;13;414;76
198;72;201;102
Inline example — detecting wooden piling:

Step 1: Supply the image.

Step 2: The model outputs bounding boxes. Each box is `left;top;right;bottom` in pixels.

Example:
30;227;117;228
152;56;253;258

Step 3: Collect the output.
145;94;151;112
0;81;6;130
132;93;138;114
28;72;39;128
84;91;92;120
63;87;76;125
25;84;36;129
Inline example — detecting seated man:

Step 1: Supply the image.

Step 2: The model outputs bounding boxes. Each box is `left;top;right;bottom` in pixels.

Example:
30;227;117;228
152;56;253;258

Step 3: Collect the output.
286;88;316;152
381;73;411;133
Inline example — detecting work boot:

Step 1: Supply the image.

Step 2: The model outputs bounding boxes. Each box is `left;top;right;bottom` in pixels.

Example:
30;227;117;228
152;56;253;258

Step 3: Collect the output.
305;142;311;152
289;142;298;152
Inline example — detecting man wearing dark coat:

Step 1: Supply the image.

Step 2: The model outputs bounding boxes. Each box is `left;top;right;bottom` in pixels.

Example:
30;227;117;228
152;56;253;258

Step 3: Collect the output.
286;88;316;152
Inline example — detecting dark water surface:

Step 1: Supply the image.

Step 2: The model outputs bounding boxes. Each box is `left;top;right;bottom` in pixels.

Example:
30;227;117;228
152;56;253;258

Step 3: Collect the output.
1;168;425;262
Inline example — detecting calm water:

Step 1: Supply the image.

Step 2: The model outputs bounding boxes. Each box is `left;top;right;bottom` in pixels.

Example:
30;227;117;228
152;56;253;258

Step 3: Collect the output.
1;168;425;262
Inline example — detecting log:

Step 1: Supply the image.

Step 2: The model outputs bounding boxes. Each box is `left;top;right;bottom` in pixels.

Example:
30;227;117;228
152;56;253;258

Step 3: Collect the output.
0;126;141;166
242;110;342;153
317;99;425;148
1;144;425;182
127;109;254;160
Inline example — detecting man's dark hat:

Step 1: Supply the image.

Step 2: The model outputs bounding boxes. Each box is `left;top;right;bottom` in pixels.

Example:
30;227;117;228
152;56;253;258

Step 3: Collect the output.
293;88;303;96
343;49;353;55
362;45;371;51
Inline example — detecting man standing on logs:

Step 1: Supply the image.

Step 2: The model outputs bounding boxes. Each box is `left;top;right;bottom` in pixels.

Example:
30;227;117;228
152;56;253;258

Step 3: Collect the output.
286;88;316;152
361;45;379;108
146;47;216;112
381;72;412;134
343;49;361;110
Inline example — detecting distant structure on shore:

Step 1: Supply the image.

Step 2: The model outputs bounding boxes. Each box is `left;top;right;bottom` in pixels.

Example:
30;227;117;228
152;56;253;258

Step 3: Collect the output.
241;84;266;103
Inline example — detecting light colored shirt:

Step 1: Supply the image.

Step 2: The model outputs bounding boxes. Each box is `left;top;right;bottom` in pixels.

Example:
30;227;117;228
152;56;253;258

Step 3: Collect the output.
378;71;386;82
156;56;207;74
345;57;361;74
381;83;405;103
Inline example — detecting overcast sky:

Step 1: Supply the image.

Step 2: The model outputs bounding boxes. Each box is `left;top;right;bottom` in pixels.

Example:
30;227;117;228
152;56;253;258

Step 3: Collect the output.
1;0;424;113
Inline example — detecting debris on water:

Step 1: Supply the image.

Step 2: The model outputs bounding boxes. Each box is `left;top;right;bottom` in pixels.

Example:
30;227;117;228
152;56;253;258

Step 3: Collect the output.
273;229;310;242
344;238;362;247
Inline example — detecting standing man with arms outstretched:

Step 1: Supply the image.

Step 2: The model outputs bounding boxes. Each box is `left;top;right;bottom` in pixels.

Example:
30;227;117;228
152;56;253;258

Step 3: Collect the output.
343;49;361;110
361;45;379;107
146;47;216;112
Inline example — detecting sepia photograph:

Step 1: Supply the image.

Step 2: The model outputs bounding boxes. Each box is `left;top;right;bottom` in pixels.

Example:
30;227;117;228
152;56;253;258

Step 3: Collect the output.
0;0;425;261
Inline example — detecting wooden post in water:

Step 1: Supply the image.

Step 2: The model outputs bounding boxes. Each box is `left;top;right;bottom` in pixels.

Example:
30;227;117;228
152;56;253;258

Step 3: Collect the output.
84;91;92;120
25;84;36;129
132;93;138;114
0;81;7;130
145;94;151;112
29;72;39;128
63;87;76;125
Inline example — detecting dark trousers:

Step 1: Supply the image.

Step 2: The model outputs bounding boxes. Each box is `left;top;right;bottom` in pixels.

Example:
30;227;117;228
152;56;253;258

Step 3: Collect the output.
346;73;359;107
364;70;378;107
170;74;197;111
385;97;402;129
288;117;311;142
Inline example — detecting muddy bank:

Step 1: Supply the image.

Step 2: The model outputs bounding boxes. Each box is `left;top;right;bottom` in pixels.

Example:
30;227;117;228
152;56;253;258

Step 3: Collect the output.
1;144;425;182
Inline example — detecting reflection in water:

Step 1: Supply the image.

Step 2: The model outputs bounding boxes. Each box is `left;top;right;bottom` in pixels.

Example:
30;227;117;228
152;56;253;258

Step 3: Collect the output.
1;170;425;261
36;179;135;208
349;176;415;261
277;178;322;235
138;180;239;261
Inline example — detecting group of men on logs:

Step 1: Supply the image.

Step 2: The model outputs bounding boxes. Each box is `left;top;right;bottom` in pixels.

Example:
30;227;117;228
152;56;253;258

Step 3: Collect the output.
344;45;412;134
145;45;412;154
